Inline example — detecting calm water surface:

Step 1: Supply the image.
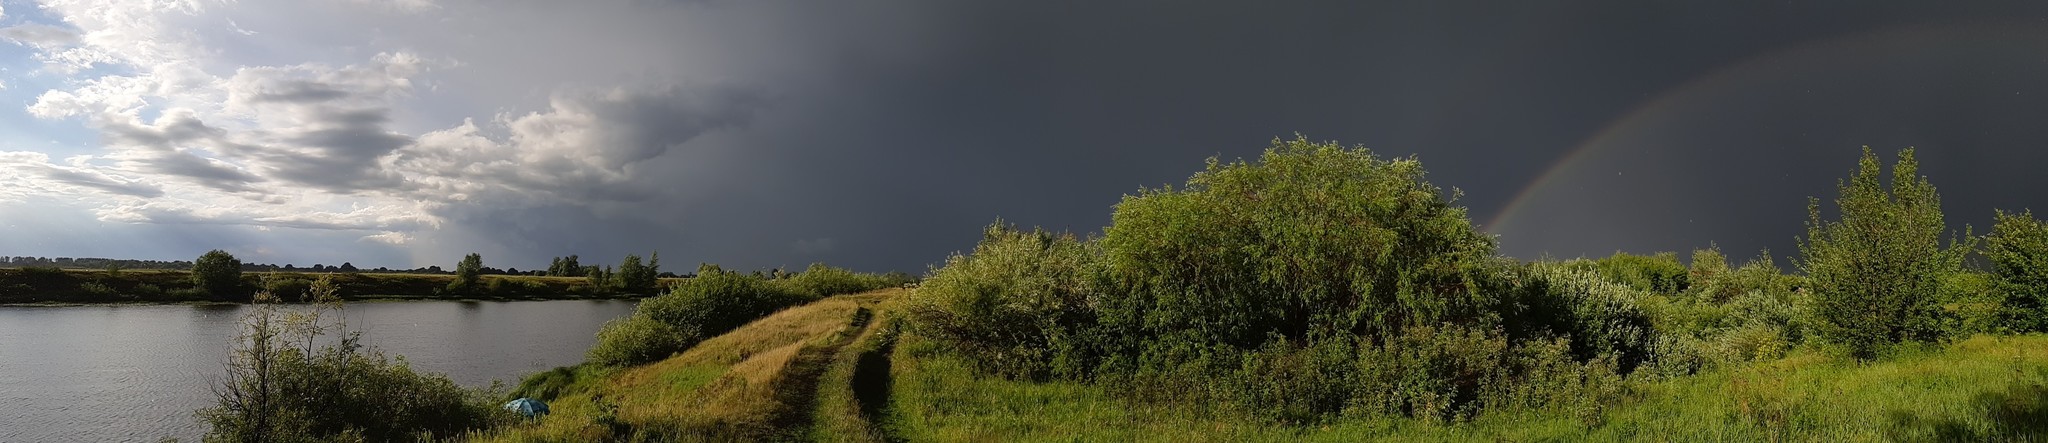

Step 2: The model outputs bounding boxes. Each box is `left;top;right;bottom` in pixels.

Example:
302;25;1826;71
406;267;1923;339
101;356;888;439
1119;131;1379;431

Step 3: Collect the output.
0;299;637;442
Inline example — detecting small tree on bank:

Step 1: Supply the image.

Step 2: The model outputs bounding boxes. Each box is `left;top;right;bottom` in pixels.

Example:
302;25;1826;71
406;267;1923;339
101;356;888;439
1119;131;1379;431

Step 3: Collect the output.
193;250;243;297
1797;147;1975;360
450;253;483;294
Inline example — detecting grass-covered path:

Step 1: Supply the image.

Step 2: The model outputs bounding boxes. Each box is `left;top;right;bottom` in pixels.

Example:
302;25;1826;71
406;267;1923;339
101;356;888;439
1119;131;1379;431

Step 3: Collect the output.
468;289;904;442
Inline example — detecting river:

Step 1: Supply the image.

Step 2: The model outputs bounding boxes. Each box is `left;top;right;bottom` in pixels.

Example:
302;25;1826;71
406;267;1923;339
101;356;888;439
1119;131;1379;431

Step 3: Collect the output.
0;299;638;442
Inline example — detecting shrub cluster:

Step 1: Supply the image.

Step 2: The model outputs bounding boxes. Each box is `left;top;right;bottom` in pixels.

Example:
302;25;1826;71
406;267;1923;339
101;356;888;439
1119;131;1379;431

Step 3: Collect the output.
200;276;510;441
910;137;1659;422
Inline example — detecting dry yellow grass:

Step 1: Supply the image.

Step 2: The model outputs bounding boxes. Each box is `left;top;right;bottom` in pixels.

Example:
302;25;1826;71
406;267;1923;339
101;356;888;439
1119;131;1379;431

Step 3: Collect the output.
468;289;903;442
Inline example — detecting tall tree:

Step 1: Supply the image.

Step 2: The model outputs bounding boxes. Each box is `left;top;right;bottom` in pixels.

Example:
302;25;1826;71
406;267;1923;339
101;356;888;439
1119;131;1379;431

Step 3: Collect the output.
1797;147;1975;360
1987;210;2048;332
193;250;244;298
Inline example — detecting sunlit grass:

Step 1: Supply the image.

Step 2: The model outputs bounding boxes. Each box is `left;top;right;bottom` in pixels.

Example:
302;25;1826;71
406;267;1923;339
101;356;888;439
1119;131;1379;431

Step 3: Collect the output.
465;289;900;442
885;334;2048;442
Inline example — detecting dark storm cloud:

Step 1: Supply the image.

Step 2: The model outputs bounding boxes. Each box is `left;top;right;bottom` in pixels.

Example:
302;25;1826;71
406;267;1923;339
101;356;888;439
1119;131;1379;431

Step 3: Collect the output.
30;0;2048;273
526;0;2048;274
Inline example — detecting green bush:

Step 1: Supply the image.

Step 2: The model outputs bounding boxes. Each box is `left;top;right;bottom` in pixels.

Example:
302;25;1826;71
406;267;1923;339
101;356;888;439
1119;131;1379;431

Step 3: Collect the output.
167;287;212;300
17;266;66;279
1987;210;2048;332
1797;148;1974;360
199;284;509;441
132;283;163;298
1591;252;1690;295
78;281;116;297
912;137;1657;421
909;222;1108;379
509;364;606;402
1098;136;1499;349
587;315;688;367
192;250;243;298
643;270;807;338
263;276;313;302
778;263;895;299
1521;263;1658;370
585;269;824;367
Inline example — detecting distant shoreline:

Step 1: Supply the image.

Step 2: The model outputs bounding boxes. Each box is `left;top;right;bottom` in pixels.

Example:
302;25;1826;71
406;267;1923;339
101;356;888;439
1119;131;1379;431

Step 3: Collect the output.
0;268;674;305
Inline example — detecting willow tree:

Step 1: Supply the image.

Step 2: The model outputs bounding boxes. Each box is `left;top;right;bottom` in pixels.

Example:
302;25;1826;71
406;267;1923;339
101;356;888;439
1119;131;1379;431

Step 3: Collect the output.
1797;147;1974;360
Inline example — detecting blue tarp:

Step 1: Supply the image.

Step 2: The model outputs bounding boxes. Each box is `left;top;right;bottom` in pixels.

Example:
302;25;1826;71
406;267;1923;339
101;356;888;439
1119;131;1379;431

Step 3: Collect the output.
503;397;550;418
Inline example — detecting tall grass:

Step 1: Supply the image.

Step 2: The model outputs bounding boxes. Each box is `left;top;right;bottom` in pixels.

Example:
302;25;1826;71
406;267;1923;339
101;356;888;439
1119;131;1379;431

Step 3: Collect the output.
884;334;2048;442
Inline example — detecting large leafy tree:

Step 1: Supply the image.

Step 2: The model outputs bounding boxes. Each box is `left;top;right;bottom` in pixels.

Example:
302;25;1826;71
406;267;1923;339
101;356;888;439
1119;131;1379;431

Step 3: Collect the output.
193;249;244;297
1797;147;1974;360
1987;210;2048;332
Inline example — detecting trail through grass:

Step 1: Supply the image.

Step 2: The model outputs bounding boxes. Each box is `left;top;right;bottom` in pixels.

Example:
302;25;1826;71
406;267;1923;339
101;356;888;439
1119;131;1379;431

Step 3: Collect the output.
468;289;900;442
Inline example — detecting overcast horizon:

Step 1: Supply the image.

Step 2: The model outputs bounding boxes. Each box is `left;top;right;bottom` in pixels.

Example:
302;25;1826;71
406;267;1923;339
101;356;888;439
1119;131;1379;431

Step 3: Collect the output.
4;1;2048;273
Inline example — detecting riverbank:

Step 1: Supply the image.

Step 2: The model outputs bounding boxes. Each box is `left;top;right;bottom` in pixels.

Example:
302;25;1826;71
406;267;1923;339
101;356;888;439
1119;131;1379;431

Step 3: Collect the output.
0;268;677;304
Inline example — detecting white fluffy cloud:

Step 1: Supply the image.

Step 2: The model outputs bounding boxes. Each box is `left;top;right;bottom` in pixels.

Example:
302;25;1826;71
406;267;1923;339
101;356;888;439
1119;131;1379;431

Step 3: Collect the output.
3;0;789;253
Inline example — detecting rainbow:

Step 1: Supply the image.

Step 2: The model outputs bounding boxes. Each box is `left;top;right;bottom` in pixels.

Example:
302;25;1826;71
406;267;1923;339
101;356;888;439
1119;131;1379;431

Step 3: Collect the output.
1483;20;2044;236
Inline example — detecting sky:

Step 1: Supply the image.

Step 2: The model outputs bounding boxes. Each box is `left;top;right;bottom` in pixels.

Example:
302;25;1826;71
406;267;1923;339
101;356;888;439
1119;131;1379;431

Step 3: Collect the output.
2;1;2047;273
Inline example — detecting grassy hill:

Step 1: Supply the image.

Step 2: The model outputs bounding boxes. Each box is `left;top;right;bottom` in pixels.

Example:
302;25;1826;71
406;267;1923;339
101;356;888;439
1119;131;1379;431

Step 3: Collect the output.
468;288;2048;442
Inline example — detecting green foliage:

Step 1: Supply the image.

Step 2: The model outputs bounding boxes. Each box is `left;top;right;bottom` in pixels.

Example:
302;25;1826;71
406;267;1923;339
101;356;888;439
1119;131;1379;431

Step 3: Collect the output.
193;249;243;297
1987;210;2048;332
1099;136;1498;349
1797;147;1975;360
17;266;65;279
547;255;583;277
617;252;661;295
642;270;806;340
779;263;902;299
1589;252;1690;295
583;265;614;294
910;222;1108;380
584;263;897;368
263;276;313;302
199;276;510;442
508;364;607;403
449;253;483;294
1518;263;1658;370
911;137;1650;421
588;315;688;367
79;280;117;298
